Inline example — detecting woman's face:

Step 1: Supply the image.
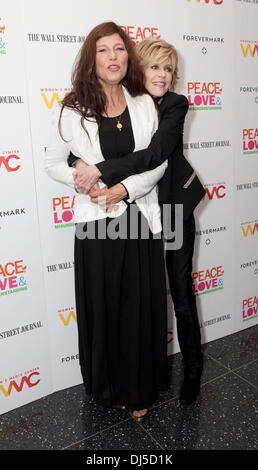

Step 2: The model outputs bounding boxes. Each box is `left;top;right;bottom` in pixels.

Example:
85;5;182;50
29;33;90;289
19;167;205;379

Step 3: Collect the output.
144;59;173;98
95;33;128;87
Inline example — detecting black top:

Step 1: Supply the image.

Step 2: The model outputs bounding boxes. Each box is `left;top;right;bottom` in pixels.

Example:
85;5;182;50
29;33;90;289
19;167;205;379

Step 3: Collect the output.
99;106;135;160
98;106;134;201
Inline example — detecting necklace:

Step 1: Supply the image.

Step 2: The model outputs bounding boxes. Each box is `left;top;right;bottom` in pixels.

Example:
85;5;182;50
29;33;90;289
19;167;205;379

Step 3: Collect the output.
115;114;123;131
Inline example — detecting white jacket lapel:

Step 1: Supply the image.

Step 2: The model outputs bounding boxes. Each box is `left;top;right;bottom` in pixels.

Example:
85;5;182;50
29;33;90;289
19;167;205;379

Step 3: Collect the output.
71;113;103;164
123;86;143;151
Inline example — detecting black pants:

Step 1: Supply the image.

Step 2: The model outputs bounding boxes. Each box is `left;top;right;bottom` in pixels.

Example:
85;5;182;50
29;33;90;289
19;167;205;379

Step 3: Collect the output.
165;214;203;376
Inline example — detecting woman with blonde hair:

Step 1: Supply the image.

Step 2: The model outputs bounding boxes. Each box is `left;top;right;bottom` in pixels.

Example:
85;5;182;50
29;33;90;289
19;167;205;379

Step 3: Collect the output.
69;37;205;407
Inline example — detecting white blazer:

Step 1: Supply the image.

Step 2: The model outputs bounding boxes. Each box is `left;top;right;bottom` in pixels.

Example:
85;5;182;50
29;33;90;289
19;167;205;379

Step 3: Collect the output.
44;86;168;234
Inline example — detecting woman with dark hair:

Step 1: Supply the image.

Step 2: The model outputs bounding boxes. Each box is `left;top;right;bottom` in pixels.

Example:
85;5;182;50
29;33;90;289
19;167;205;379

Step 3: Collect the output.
69;37;205;406
44;23;169;421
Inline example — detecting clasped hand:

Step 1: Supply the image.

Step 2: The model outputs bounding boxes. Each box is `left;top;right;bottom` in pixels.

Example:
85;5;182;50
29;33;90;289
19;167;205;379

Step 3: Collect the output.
72;160;127;212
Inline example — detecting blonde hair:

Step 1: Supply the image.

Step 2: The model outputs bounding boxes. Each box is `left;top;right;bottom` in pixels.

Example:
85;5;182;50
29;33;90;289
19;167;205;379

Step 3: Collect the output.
135;38;179;90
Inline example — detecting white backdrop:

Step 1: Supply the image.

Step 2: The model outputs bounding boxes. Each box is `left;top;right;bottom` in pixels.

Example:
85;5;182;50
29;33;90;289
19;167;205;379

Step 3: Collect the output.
0;0;257;415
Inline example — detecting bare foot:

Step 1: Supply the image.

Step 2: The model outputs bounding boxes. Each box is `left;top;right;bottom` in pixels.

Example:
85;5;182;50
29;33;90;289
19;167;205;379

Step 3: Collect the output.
132;408;148;418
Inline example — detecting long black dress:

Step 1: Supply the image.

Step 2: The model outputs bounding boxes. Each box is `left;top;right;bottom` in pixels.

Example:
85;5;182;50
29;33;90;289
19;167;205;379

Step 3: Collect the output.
74;107;169;410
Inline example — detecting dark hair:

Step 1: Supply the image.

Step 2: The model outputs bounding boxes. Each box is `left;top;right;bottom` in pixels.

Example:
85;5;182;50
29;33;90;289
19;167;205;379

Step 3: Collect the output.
59;21;146;138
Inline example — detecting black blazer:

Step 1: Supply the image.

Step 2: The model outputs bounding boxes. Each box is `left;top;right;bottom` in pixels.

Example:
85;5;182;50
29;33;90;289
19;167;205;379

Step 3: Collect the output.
68;92;205;220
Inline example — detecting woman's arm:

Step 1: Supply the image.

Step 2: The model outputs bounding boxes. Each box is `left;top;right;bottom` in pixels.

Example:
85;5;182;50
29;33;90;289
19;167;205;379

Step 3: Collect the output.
44;106;77;189
96;93;188;187
67;94;188;189
89;157;168;211
89;95;169;207
89;158;168;210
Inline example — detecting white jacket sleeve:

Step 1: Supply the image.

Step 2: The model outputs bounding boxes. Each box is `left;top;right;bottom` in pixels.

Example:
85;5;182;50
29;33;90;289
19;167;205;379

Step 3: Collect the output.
120;98;168;202
44;105;76;189
121;160;168;202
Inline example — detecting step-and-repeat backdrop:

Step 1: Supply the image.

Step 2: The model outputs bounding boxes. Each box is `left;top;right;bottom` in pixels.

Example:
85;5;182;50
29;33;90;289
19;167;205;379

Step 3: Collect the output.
1;0;257;414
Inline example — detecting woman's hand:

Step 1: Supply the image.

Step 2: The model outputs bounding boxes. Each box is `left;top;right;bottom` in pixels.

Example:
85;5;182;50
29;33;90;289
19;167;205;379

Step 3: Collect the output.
73;160;102;194
89;183;127;212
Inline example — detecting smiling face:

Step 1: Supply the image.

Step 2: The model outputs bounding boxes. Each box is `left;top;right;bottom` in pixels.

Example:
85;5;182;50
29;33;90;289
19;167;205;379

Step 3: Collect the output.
144;59;173;98
95;33;129;87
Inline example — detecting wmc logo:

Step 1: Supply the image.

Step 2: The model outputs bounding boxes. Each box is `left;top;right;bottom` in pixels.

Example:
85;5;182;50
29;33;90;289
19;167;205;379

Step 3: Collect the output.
241;220;258;237
0;152;21;172
240;41;258;57
52;196;75;228
202;183;226;200
186;0;223;3
242;128;258;155
0;369;40;397
41;88;72;109
0;17;6;55
187;82;222;110
192;266;224;295
242;296;258;322
0;259;28;296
